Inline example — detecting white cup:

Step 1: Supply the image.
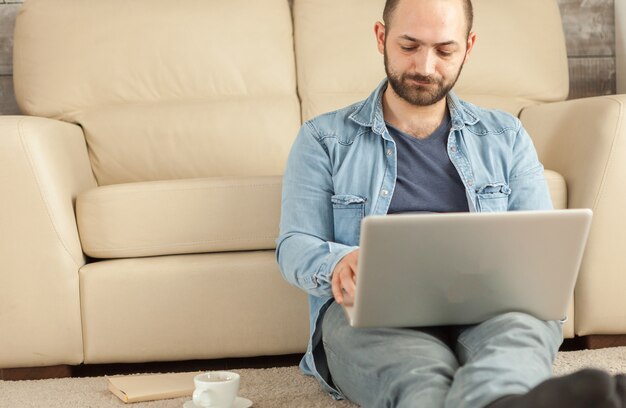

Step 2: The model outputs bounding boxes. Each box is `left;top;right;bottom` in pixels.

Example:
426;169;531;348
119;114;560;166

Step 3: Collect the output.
192;371;240;408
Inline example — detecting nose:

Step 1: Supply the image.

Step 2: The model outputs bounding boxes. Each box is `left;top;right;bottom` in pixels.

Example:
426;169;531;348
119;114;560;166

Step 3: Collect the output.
413;48;436;77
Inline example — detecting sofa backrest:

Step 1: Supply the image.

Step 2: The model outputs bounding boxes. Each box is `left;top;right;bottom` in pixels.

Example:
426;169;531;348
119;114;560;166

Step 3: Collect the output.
13;0;569;185
13;0;301;185
294;0;569;121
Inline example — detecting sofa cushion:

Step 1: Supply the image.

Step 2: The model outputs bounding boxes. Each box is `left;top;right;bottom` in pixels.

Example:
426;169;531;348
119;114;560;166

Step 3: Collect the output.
544;169;567;209
76;176;282;259
14;0;300;185
293;0;568;120
77;171;566;259
79;251;309;363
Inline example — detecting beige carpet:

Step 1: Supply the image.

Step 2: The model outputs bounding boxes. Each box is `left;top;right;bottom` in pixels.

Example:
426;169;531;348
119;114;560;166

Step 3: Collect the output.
3;347;626;408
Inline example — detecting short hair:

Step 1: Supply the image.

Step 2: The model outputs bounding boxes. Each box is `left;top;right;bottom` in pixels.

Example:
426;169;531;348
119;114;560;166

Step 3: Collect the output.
383;0;474;37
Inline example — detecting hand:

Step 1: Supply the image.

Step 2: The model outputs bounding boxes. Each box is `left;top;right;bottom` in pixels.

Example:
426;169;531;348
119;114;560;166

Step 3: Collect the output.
331;249;359;305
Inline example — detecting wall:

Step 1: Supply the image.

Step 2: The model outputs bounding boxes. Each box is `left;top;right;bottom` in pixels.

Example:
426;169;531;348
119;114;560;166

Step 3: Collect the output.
0;0;617;115
0;0;20;115
616;0;626;93
561;0;616;98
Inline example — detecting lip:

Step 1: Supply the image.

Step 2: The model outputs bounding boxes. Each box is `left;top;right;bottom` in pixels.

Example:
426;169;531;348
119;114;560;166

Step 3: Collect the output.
408;79;434;86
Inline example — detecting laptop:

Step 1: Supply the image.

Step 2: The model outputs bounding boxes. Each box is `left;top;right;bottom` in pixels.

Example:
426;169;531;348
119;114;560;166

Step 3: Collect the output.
342;209;593;328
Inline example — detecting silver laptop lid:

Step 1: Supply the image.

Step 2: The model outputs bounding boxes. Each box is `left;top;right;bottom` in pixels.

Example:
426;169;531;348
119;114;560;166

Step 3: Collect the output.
344;209;592;328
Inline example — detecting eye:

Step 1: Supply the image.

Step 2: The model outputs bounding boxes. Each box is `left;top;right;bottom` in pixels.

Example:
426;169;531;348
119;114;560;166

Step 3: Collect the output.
400;46;416;52
437;49;453;57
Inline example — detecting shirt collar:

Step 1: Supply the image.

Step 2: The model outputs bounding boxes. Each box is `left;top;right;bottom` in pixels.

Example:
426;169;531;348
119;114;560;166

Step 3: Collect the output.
349;78;480;134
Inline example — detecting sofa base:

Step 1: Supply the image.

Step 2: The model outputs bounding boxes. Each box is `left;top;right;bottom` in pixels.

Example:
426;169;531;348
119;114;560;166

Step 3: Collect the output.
1;354;303;381
580;335;626;350
0;365;72;381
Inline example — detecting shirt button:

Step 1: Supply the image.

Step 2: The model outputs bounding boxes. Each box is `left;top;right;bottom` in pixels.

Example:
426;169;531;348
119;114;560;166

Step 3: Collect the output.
451;146;458;153
468;180;474;186
381;189;389;197
386;148;393;156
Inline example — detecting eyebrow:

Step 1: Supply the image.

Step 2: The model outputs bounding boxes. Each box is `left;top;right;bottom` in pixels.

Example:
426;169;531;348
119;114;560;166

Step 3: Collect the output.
398;35;459;47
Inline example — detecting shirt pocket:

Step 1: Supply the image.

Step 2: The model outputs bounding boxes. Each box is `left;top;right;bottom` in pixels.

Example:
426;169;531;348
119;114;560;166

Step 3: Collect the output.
331;194;366;246
476;182;511;212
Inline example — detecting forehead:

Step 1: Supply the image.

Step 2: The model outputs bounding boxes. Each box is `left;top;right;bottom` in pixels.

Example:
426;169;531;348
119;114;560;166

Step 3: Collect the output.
388;0;467;42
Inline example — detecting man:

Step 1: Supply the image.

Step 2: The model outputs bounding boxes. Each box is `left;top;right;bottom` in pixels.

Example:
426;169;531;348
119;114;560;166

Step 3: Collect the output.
276;0;626;406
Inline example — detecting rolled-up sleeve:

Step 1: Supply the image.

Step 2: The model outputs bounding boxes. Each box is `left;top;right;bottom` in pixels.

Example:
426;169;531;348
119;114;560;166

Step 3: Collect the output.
276;122;358;298
508;121;553;211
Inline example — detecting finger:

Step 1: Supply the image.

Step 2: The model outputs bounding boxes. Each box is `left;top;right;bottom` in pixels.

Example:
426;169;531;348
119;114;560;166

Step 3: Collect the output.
341;268;357;300
331;267;344;304
347;253;359;284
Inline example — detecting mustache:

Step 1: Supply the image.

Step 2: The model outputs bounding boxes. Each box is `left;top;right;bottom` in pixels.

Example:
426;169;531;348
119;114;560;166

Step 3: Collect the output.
403;73;437;84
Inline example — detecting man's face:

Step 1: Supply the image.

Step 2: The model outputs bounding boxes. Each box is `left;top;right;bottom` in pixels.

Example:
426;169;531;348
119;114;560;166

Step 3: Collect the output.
377;0;475;107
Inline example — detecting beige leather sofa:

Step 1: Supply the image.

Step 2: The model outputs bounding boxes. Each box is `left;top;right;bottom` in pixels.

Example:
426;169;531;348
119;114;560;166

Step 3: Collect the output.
1;0;625;372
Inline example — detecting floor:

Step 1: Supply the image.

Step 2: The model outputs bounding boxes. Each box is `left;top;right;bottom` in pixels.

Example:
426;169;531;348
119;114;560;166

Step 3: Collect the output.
3;335;626;381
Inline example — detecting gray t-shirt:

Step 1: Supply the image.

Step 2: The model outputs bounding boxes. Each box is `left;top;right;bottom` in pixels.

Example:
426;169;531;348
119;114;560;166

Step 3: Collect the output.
386;113;469;214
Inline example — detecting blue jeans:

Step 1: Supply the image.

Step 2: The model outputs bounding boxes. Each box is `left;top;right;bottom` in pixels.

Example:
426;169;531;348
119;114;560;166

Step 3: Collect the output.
321;301;563;408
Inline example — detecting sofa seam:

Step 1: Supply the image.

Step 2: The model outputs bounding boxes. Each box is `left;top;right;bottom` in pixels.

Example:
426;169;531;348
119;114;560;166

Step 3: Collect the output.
83;182;281;197
86;235;278;253
17;119;81;269
61;93;301;120
589;96;624;212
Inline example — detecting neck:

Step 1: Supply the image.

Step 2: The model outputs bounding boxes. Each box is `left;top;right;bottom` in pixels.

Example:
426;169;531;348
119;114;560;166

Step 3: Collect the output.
382;84;448;139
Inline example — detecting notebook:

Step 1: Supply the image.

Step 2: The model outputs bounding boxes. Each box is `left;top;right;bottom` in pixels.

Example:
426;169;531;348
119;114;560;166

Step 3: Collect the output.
107;371;199;403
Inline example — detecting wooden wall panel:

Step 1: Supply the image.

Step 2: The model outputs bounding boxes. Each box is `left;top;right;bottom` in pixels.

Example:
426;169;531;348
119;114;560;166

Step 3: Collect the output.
557;0;617;99
617;0;626;93
0;75;18;114
558;0;615;57
0;2;19;114
568;57;616;99
0;4;19;75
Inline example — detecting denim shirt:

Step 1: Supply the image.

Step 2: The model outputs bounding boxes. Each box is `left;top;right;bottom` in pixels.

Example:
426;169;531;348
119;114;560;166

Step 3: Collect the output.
275;79;552;399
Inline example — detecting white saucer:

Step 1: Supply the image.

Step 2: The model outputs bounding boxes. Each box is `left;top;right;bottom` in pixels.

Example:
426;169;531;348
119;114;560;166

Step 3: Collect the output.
183;396;253;408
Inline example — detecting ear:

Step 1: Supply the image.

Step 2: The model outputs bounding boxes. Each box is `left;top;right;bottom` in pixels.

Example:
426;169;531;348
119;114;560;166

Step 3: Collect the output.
374;21;386;55
463;31;477;63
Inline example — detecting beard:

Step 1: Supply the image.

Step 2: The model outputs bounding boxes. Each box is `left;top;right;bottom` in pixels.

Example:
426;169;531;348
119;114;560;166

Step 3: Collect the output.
384;50;464;107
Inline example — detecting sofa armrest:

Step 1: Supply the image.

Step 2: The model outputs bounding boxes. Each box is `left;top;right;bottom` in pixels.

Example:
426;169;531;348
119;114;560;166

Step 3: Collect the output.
520;96;626;336
0;116;97;368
